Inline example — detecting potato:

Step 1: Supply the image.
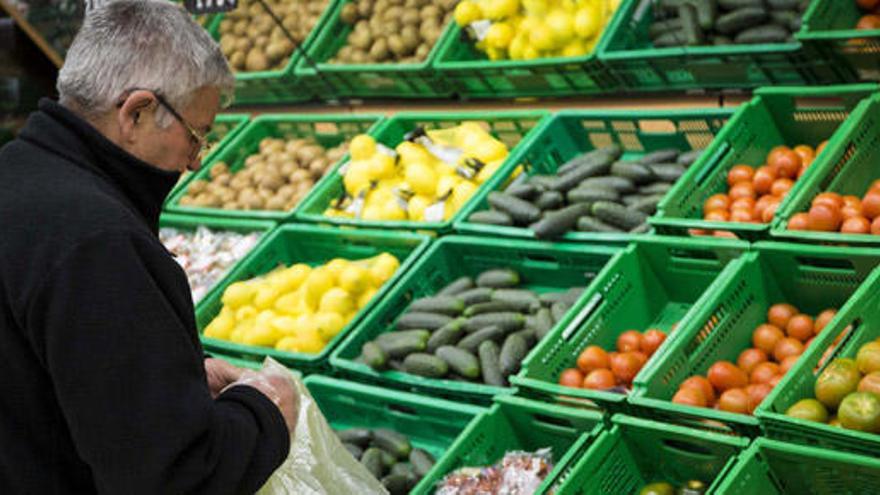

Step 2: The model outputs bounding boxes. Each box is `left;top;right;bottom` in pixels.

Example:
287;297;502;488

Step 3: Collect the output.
357;0;373;17
401;8;420;26
187;179;208;195
340;2;358;24
349;29;371;50
415;43;430;59
420;5;441;20
266;41;288;62
369;38;390;60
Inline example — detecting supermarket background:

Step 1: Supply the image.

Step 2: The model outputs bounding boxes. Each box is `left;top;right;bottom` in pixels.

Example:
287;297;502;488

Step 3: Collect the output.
3;0;880;493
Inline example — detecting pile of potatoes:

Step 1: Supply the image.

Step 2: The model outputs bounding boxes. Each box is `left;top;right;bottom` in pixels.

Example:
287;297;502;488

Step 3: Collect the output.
331;0;458;64
218;0;330;72
180;137;348;211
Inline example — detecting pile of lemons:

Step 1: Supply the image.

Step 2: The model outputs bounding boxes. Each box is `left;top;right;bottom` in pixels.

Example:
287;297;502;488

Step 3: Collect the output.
453;0;621;60
325;122;514;222
203;253;400;353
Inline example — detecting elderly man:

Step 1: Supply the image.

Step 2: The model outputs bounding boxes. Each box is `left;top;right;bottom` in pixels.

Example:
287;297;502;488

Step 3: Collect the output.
0;0;297;493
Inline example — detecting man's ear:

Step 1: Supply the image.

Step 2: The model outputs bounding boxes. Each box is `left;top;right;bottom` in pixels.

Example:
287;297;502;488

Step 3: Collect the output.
117;90;157;143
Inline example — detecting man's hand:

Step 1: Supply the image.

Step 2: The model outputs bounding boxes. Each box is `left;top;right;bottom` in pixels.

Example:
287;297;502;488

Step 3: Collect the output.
224;369;300;434
204;358;244;399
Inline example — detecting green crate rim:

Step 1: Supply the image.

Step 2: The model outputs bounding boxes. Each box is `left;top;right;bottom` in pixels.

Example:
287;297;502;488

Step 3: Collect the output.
798;0;880;41
294;110;551;233
454;107;736;243
163;112;385;221
196;223;431;371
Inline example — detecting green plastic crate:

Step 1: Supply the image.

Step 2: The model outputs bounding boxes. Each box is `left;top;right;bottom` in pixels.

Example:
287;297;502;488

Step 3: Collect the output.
304;374;483;478
756;264;880;458
772;91;880;246
296;110;548;234
413;395;605;495
714;438;880;494
513;236;747;413
194;224;431;373
432;19;620;100
165;113;383;221
158;212;275;307
164;113;251;206
799;0;880;83
295;0;453;99
206;0;339;104
455;108;733;243
552;414;748;495
330;235;620;403
651;85;875;241
597;0;843;92
629;241;880;437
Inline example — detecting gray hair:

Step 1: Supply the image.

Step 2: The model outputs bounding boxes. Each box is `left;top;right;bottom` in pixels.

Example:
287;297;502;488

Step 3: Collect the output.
58;0;234;126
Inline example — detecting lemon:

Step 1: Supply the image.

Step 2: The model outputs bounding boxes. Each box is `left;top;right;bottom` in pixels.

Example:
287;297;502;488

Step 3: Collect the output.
294;314;319;334
367;154;396;180
303;268;334;311
252;285;280;310
243;322;279;347
338;264;370;294
472;138;508;164
436;173;463;198
274;336;300;352
529;21;558;51
273;292;302;315
547;8;574;45
294;327;326;354
204;313;235;340
522;44;540;60
235;305;258;322
324;258;349;283
319;287;354;315
405;162;437;196
396;141;431;164
369;253;400;286
349;134;376;161
271;315;299;336
357;287;379;310
314;312;346;340
454;0;483;25
407;194;432;221
484;0;520;20
343;160;372;195
508;33;527;59
562;39;589;58
486;22;515;50
221;281;255;309
451;180;478;211
574;5;601;39
361;204;385;221
277;263;311;292
380;200;408;221
522;0;548;15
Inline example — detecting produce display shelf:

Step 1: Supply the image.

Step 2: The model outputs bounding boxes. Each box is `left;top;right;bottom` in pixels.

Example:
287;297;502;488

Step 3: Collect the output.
513;236;747;413
330;235;620;404
194;224;431;373
798;0;880;83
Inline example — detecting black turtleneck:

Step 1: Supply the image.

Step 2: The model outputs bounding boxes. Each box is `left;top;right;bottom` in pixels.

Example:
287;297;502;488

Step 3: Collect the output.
0;99;289;494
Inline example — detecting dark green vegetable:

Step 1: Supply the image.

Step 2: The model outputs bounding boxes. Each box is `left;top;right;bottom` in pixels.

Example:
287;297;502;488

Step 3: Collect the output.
338;428;373;448
631;194;665;215
396;312;453;331
639;182;674;195
464;300;516;316
715;7;767;35
499;334;529;377
534;190;564;211
362;342;389;370
487;192;542;224
478;340;507;387
457;325;509;353
654;30;687;47
511;328;537;347
376;331;429;359
409;296;465;316
734;24;789;43
409;449;436;478
506;183;539;200
550;160;614;192
647;163;686;182
361;447;386;479
611;161;655;184
437;276;474;296
426;321;466;353
578;176;636;194
490;289;540;313
476;268;521;289
436;345;481;379
718;0;764;8
469;209;514;226
677;148;703;167
593;201;649;230
557;146;622;175
463;312;525;333
344;443;364;459
402;353;448;377
679;4;705;46
567;187;620;205
531;203;592;239
528;307;554;340
649;17;683;38
381;474;410;495
550;301;570;324
458;287;494;306
576;215;624;233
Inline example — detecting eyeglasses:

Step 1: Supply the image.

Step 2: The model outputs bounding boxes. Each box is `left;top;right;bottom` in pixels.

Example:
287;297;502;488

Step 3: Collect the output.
117;88;213;162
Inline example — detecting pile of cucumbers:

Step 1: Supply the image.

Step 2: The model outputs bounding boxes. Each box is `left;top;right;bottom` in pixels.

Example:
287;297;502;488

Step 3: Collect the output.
359;268;585;386
650;0;811;47
467;145;702;238
336;427;435;495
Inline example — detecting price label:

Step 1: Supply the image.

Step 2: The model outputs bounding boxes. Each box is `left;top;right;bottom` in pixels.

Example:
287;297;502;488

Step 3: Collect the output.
184;0;238;15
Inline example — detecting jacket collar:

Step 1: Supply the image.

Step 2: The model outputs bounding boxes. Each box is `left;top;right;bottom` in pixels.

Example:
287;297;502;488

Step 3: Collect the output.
18;98;180;233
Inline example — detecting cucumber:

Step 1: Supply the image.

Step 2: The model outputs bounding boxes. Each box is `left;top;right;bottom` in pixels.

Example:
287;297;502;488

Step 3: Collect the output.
649;17;683;38
362;342;389;370
396;312;453;331
436;346;481;379
390;462;415;479
343;443;364;460
499;334;529;377
611;161;655;184
469;209;514;226
639;182;674;195
676;149;702;167
374;428;412;459
567;187;620;205
557;146;621;175
458;287;494;306
463;312;525;333
380;449;397;468
464;300;516;317
632;194;665;215
593;201;649;230
734;24;789;43
647;163;686;182
409;448;436;478
639;149;680;165
338;427;373;448
718;0;764;8
767;0;799;8
534;190;564;211
679;4;705;46
622;195;644;207
388;360;405;372
631;223;651;234
426;321;465;353
491;289;540;313
531;203;592;239
506;183;539;200
576;215;624;233
381;474;410;495
478;340;507;387
715;7;767;35
528;307;554;340
528;175;557;190
578;176;636;194
487;192;542;225
654;30;687;47
409;296;465;316
691;0;718;30
769;10;798;29
538;292;566;306
361;447;386;479
437;276;474;296
376;331;429;359
511;328;537;347
476;268;521;289
551;301;571;324
550;160;614;192
457;325;509;353
402;353;448;377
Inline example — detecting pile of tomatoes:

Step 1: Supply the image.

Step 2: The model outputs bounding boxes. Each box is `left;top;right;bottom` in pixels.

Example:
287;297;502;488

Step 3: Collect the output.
558;328;669;391
855;0;880;31
787;185;880;235
671;303;838;415
697;142;827;235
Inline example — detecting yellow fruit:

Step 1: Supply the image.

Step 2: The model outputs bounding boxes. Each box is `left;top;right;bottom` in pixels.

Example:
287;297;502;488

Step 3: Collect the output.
486;47;506;61
324;258;349;283
436;173;463;197
273;292;302;315
315;312;346;340
369;253;400;286
243;322;280;347
319;287;355;315
562;39;589;57
361;204;385;221
454;0;483;25
508;34;527;59
522;44;540;60
451;180;478;211
407;194;432;221
349;134;376;161
271;315;299;336
367;154;396;180
221;282;255;309
547;9;574;45
396;141;431;164
529;21;558;51
574;5;601;39
486;22;515;49
276;263;311;292
235;305;258;322
204;313;235;340
338;264;370;294
358;288;379;309
476;159;505;183
253;285;280;310
303;269;334;311
274;336;299;352
522;0;548;15
343;160;372;195
381;201;408;221
484;0;520;20
295;327;326;354
471;138;509;164
294;314;319;335
405;162;437;196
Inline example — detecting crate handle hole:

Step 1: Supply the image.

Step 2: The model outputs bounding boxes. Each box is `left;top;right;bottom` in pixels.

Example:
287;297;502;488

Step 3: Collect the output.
531;413;577;434
524;253;561;270
387;403;419;417
793;97;845;112
795;256;856;273
815;320;860;375
637;119;677;134
660;438;716;459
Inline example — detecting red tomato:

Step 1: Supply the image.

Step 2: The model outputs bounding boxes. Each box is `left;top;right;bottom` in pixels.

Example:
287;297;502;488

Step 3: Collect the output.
737;348;769;375
793;145;815;164
841;203;864;220
753;324;785;355
718;388;750;414
708;361;749;392
788;213;810;230
750;362;781;385
813;192;844;209
857;14;880;29
640;329;667;356
582;368;616;390
786;314;815;342
861;192;880;219
673;387;707;408
761;198;781;223
746;383;773;412
771;178;794;198
774;337;805;362
753;166;777;195
728;165;756;186
577;345;610;374
705;210;730;222
768;147;802;179
704;194;731;213
610;352;644;384
616;330;643;353
731;209;755;223
754;194;778;219
681;376;716;405
731;197;756;212
730;182;757;201
807;203;842;232
780;355;800;374
815;309;838;334
768;304;799;330
559;368;585;388
842;216;871;234
872;217;880;235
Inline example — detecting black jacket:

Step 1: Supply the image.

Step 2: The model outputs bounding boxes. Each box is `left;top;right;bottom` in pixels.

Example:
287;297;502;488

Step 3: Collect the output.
0;100;289;494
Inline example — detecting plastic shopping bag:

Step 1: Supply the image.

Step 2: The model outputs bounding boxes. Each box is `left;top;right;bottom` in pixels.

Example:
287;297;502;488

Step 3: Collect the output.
257;358;388;495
